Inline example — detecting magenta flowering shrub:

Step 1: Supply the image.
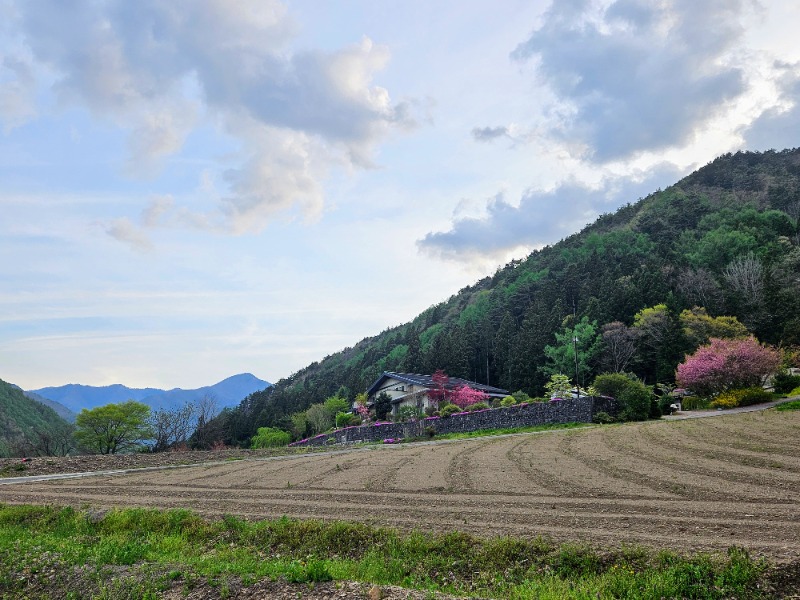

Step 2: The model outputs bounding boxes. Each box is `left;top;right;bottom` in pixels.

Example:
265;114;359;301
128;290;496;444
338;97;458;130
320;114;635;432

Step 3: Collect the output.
676;337;781;397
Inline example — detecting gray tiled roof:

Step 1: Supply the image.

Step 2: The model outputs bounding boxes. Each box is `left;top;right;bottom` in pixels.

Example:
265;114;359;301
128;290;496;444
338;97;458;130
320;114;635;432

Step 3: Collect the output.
366;372;509;398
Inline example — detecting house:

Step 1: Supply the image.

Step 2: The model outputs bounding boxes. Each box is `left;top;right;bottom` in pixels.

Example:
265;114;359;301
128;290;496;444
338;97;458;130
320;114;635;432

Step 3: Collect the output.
366;372;509;416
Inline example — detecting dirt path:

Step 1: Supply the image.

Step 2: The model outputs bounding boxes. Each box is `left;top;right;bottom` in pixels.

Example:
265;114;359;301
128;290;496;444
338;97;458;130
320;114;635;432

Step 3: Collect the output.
1;409;798;563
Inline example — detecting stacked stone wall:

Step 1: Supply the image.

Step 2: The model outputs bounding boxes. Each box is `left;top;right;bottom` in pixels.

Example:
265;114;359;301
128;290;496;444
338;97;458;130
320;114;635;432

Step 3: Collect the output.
291;396;617;447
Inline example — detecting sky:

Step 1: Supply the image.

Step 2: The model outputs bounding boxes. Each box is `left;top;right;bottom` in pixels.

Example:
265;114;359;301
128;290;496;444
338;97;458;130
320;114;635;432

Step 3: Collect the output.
2;0;800;390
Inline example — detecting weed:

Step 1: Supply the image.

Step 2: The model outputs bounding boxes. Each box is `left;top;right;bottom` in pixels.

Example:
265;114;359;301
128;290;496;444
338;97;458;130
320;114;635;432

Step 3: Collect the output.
0;504;771;599
284;557;333;583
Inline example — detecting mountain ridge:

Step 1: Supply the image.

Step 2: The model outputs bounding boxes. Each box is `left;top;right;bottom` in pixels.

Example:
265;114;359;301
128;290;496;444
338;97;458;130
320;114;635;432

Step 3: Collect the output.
30;373;271;414
0;379;72;457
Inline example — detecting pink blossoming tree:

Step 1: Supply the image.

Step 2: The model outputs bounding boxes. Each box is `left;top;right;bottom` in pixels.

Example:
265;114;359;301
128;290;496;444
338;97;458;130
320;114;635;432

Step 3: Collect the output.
450;385;490;409
676;337;781;397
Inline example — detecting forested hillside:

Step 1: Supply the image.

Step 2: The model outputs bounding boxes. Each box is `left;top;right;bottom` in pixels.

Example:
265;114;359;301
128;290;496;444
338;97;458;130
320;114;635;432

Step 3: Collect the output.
0;379;73;457
206;149;800;446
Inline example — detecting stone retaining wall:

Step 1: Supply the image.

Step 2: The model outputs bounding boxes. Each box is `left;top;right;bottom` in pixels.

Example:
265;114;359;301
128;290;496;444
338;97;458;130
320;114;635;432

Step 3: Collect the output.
290;396;618;447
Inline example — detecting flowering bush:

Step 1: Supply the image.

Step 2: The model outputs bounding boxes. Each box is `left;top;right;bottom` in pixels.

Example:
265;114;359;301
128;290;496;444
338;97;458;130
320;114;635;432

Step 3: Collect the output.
676;337;781;397
450;385;490;409
383;438;401;444
709;393;739;409
711;387;773;409
354;403;370;421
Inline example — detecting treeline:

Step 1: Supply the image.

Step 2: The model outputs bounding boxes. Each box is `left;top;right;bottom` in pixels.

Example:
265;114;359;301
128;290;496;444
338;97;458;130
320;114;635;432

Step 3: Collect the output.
206;149;800;446
0;379;74;457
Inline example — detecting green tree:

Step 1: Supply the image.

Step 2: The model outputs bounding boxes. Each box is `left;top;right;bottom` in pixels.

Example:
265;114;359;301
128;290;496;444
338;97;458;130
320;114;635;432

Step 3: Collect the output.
74;401;152;455
250;427;290;448
290;411;309;440
679;307;749;349
592;373;653;422
374;392;392;421
305;403;333;434
402;328;423;373
632;303;688;383
323;396;349;417
544;374;572;399
542;316;602;387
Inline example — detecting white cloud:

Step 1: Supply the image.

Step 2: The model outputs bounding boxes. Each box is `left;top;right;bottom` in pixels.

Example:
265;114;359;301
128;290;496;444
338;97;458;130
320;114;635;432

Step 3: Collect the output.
106;217;154;252
13;0;412;234
221;123;326;232
418;163;685;263
511;0;749;161
439;0;800;264
141;195;174;228
741;61;800;151
471;125;509;143
125;102;199;177
0;54;37;131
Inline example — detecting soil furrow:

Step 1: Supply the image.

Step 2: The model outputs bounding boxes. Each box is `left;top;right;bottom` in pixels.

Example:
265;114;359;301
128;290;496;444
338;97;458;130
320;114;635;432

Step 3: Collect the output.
1;409;797;561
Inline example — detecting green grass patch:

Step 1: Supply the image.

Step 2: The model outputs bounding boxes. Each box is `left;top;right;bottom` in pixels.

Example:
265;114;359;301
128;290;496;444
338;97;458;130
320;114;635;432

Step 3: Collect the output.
0;504;771;599
776;399;800;411
420;421;592;442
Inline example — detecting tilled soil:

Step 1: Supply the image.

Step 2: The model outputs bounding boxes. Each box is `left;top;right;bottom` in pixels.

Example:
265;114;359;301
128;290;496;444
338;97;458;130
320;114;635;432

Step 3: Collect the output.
0;410;798;598
0;448;307;478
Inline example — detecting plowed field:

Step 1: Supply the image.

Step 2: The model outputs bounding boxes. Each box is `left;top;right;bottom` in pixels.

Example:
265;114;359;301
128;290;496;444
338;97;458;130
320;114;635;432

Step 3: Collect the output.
1;410;798;561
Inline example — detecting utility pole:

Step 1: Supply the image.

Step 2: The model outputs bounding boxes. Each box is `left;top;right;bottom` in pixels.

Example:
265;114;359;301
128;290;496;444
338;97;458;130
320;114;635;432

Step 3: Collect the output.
573;335;580;396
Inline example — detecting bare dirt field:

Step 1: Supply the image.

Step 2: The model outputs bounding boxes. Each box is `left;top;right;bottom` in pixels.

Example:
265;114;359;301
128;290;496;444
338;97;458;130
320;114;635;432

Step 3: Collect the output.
1;409;798;562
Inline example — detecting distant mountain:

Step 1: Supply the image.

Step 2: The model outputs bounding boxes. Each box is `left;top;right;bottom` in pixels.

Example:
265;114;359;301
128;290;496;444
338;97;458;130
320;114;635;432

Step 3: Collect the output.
31;373;271;414
0;379;72;457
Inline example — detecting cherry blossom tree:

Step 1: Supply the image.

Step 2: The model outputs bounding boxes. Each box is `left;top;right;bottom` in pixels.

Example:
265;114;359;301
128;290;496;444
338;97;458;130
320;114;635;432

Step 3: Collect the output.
676;337;781;397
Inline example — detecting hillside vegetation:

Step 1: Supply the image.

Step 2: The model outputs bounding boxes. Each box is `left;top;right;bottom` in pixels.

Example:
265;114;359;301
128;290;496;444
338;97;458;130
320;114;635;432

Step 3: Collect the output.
0;379;73;457
207;149;800;446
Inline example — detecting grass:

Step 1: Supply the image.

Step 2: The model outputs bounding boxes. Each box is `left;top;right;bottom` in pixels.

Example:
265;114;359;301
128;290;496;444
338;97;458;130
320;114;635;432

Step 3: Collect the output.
415;421;592;442
776;399;800;411
366;423;595;449
0;504;771;599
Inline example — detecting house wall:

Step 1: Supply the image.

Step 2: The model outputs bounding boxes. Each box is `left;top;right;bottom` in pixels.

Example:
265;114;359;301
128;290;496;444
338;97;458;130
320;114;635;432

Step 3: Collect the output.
391;387;435;416
370;377;416;403
370;378;433;416
291;396;618;447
